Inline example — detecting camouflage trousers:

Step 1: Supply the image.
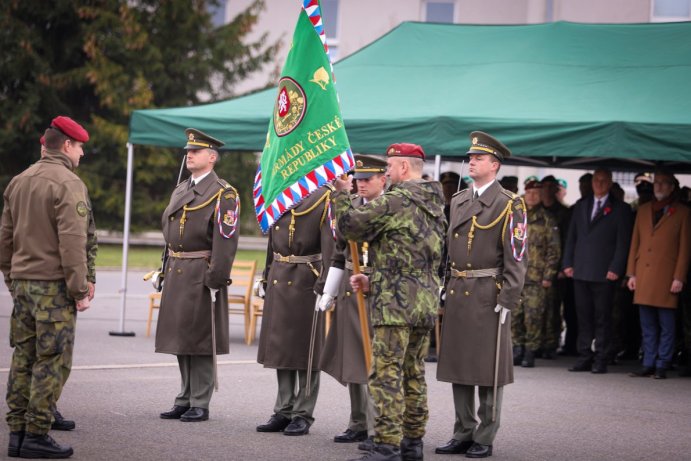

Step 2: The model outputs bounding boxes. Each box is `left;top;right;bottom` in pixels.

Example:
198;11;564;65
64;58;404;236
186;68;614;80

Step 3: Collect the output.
512;284;549;351
370;326;430;446
6;280;76;434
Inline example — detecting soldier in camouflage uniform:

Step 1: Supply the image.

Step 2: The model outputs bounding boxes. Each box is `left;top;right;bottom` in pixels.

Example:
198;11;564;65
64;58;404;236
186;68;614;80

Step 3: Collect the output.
1;116;93;459
333;143;446;461
40;134;97;432
511;180;560;368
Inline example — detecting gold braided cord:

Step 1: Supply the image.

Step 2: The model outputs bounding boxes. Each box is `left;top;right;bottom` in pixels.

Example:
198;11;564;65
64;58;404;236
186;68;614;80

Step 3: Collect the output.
467;199;513;255
289;190;332;247
179;188;224;238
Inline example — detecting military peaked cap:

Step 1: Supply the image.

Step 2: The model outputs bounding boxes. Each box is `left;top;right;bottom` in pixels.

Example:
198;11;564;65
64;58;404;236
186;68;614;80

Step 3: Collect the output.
184;128;225;150
466;131;510;162
353;154;387;179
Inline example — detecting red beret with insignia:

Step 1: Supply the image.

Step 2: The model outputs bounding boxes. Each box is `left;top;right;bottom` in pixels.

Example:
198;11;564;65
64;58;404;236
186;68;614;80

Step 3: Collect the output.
524;180;542;190
386;143;425;160
51;116;90;143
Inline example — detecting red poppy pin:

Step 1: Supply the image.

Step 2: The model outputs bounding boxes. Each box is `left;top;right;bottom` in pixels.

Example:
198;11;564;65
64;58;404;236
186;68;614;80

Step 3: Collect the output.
668;207;676;216
603;206;612;216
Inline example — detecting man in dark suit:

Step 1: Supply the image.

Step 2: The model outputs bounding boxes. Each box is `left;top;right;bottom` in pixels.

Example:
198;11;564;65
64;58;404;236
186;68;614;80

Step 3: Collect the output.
563;169;633;374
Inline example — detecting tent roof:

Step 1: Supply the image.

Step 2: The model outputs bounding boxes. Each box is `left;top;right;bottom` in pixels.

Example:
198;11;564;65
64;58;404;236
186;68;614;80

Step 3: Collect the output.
129;20;691;169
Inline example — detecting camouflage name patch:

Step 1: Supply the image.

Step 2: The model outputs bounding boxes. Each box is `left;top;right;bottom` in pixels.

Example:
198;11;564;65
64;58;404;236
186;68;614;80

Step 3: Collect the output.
76;201;88;217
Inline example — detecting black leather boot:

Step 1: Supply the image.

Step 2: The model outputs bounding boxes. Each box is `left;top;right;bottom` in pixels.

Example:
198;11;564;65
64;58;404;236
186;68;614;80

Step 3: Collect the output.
400;437;423;461
512;346;524;366
19;433;73;459
8;431;24;458
51;408;76;431
349;443;402;461
521;349;535;368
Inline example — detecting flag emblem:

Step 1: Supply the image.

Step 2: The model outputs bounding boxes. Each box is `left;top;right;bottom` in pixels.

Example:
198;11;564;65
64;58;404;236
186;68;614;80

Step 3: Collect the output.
274;77;306;137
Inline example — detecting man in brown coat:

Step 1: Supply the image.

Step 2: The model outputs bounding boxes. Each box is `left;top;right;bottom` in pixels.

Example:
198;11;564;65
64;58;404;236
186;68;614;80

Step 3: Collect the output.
627;170;691;379
436;132;527;459
256;183;336;436
156;129;240;422
319;155;387;445
1;116;92;458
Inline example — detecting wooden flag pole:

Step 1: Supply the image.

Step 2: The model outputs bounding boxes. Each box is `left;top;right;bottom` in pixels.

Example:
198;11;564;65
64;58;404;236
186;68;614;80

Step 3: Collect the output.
349;241;372;373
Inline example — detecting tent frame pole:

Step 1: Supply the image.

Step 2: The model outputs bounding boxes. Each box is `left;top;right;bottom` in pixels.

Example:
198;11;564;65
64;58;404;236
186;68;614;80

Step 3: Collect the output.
110;142;136;337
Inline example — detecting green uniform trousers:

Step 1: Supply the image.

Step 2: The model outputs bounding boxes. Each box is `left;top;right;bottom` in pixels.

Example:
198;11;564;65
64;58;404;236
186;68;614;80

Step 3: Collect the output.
347;383;375;433
452;384;504;446
274;369;320;425
513;284;548;351
6;280;76;434
370;326;430;446
175;355;214;409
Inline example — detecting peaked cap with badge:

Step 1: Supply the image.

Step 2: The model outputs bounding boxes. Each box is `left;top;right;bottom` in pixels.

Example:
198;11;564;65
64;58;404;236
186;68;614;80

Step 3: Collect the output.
353;154;387;179
184;128;224;151
466;131;511;163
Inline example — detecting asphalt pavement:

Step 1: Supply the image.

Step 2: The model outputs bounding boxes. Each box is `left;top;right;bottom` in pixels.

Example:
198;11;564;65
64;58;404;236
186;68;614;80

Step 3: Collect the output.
1;270;690;460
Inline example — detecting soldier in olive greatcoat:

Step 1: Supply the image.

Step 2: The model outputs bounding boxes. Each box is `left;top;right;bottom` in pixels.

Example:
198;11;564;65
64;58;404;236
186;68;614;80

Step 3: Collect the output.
319;155;387;446
436;132;527;459
156;129;240;423
256;183;336;436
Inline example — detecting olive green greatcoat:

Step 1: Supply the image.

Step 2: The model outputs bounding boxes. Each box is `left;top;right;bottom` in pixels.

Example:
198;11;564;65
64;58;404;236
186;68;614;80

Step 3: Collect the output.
437;180;527;387
257;185;335;370
320;195;372;385
155;171;239;355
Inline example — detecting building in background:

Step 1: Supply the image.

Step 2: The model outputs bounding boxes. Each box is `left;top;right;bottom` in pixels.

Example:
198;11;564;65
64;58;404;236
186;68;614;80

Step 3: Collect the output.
217;0;691;204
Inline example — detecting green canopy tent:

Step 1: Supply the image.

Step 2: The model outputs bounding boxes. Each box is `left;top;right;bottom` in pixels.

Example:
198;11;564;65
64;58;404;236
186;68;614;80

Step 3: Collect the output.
130;20;691;167
115;21;691;334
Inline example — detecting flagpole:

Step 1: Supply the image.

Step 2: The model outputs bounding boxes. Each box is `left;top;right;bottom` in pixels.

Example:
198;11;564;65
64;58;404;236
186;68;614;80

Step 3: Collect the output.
349;241;372;373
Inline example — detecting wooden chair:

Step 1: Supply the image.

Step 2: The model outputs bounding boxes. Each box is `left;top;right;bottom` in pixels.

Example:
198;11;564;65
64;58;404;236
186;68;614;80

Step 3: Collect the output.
227;260;257;344
247;297;263;345
146;292;162;338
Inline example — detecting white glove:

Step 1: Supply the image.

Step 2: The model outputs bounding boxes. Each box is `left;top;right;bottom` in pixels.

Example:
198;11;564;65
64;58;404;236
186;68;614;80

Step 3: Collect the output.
323;267;344;297
253;279;266;298
494;304;510;324
209;287;219;303
151;270;163;291
318;293;336;311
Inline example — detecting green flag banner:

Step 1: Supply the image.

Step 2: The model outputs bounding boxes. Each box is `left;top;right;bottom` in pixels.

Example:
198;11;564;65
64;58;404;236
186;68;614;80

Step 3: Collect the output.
253;0;353;233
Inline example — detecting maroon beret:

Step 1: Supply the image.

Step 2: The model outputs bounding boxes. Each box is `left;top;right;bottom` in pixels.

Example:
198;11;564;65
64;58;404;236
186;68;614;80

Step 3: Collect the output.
51;116;89;143
524;180;542;191
386;143;425;160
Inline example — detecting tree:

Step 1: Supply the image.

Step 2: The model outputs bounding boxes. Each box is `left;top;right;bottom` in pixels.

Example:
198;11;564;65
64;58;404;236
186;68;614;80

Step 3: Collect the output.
0;0;280;232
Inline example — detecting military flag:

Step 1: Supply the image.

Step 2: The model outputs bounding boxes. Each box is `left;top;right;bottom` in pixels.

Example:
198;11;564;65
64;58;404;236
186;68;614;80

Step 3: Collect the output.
254;0;353;233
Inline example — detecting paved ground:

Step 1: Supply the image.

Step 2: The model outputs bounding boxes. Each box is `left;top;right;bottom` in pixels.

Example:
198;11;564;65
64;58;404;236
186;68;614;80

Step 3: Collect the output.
1;270;690;460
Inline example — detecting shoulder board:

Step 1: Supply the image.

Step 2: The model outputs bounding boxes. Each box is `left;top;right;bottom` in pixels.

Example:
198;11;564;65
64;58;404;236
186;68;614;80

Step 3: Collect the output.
324;182;337;192
501;189;518;200
452;188;469;199
217;179;238;200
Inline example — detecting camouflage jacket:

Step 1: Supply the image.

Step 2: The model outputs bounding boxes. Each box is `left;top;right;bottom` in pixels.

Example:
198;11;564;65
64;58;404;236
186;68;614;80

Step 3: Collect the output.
525;205;561;285
334;179;446;328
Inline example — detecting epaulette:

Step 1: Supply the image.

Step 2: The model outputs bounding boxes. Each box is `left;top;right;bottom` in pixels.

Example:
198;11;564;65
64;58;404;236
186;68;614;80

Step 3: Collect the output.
217;179;238;200
501;189;518;200
324;182;337;192
452;188;469;199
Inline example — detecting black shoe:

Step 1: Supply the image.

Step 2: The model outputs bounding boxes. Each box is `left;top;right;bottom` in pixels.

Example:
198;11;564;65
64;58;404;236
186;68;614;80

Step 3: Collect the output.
334;428;368;443
160;405;190;419
521;349;536;368
8;431;24;458
435;439;474;454
654;368;667;379
568;362;592;372
349;443;401;461
358;436;376;452
512;346;524;366
591;365;608;374
465;442;492;458
400;437;423;461
284;416;310;436
18;433;73;459
256;413;291;432
678;366;691;377
424;354;438;363
179;407;209;422
51;408;75;431
542;350;555;360
629;367;655;377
